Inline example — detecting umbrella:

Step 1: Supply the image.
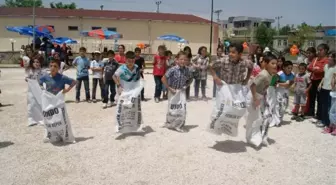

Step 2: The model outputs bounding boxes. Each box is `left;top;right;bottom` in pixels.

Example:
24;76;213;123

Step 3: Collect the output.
35;25;55;33
157;34;188;44
80;29;123;39
6;26;52;38
51;37;77;44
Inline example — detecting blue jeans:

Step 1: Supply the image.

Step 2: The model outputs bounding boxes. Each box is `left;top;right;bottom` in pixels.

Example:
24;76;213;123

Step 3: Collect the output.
330;95;336;124
103;80;116;103
194;79;206;97
76;76;90;101
154;75;163;98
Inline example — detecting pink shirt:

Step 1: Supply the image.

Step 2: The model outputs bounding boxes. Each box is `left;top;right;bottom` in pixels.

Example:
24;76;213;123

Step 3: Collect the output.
115;54;126;64
252;64;261;77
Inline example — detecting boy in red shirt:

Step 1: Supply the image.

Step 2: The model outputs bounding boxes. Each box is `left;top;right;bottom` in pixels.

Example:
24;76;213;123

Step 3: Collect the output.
153;45;167;103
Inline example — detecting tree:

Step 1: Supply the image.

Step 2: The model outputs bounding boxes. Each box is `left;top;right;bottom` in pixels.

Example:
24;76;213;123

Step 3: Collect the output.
50;2;76;9
279;25;291;35
4;0;43;7
255;23;276;48
288;22;315;48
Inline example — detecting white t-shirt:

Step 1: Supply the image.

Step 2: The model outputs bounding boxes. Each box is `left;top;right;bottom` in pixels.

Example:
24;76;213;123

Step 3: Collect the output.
58;62;66;74
322;64;336;90
114;64;140;91
22;56;30;68
90;60;104;79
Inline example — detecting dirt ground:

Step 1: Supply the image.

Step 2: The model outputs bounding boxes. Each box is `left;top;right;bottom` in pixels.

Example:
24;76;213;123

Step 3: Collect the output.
0;68;335;185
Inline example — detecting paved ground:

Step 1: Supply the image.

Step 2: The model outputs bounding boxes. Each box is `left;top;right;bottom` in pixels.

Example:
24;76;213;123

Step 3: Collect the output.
0;68;335;185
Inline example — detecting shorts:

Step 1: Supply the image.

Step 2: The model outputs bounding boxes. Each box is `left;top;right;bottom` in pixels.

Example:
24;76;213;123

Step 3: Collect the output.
294;93;307;105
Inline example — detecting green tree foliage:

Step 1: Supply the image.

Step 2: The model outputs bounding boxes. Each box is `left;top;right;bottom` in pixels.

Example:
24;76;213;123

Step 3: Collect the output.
50;2;76;9
279;25;291;35
4;0;43;7
255;23;276;48
288;22;316;48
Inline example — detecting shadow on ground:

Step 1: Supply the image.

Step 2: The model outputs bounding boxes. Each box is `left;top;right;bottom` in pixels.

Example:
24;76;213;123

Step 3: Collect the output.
211;138;276;153
0;141;14;149
0;104;14;108
115;126;154;140
52;136;94;146
210;140;247;153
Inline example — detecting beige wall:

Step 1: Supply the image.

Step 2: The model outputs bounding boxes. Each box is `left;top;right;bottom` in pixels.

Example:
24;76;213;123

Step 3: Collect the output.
0;17;218;54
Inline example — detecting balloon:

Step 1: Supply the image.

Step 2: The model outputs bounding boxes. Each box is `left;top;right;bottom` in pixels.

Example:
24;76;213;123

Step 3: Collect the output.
137;43;145;49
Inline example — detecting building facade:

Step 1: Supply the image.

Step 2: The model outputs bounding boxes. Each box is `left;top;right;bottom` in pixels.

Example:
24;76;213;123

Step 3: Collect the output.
273;27;336;52
220;16;275;43
0;8;220;54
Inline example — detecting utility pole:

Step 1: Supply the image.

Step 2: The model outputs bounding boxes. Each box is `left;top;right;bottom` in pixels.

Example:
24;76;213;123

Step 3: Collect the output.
155;1;162;13
32;0;36;50
213;9;222;22
209;0;214;55
275;16;283;35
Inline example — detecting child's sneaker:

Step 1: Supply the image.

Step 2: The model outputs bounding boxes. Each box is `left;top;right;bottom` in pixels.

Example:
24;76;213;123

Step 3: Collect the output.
316;122;325;127
92;99;97;103
86;99;92;103
102;103;108;109
331;128;336;136
296;115;305;122
108;102;115;107
155;98;160;103
322;126;332;134
76;99;80;103
291;114;298;120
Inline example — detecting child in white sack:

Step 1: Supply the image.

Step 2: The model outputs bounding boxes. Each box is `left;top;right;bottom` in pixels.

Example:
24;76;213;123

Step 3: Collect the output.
26;54;45;126
274;60;295;126
113;51;144;133
246;52;277;147
39;59;76;143
161;51;193;132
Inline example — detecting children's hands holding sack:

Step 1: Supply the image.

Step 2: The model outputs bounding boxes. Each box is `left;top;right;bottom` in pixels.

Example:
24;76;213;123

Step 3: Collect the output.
253;96;260;109
168;87;176;94
214;77;223;86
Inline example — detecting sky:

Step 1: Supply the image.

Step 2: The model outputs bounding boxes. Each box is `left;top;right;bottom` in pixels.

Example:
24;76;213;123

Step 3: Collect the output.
1;0;336;26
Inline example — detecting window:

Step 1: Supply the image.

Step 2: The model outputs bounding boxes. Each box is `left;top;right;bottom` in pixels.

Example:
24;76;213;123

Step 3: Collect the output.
68;26;78;31
107;27;117;32
92;26;102;30
277;40;281;46
283;40;288;46
242;22;245;27
308;41;315;47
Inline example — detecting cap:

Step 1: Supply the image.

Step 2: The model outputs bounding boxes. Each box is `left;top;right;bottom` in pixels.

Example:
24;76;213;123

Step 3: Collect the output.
94;51;101;54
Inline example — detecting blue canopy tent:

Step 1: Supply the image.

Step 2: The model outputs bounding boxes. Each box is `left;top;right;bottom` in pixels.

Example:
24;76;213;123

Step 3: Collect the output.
6;26;52;38
325;29;336;36
51;37;78;44
157;34;189;44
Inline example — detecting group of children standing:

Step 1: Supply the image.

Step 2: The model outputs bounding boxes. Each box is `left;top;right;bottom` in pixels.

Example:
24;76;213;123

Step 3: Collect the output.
250;44;336;136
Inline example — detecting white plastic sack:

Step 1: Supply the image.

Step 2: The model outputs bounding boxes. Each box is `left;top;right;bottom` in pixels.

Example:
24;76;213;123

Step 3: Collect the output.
274;88;289;126
165;90;187;129
207;82;248;137
27;79;44;126
245;94;272;147
267;86;277;127
41;91;75;143
115;80;144;133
